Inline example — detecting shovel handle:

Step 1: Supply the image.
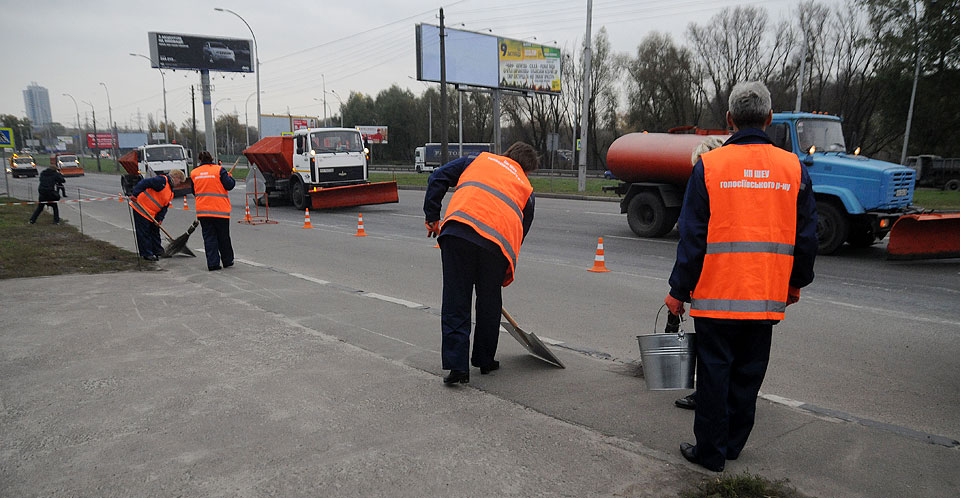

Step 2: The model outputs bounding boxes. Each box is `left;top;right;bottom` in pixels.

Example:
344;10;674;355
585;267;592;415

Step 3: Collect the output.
129;198;176;240
227;157;241;175
501;307;521;329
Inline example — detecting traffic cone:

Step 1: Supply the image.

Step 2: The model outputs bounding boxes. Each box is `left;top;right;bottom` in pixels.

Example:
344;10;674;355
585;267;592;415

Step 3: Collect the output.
242;200;253;222
117;192;123;203
587;237;611;272
183;196;189;210
301;208;314;229
354;213;367;237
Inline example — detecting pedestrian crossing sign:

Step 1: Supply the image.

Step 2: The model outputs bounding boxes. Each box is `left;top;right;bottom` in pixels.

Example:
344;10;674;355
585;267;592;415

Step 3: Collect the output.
0;128;13;148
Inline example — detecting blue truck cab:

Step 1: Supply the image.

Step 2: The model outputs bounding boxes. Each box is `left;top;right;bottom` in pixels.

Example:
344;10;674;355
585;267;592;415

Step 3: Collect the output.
768;112;916;253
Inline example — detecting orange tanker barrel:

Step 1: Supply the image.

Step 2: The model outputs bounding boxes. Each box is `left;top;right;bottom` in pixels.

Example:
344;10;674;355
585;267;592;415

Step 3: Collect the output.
118;149;140;175
606;132;730;186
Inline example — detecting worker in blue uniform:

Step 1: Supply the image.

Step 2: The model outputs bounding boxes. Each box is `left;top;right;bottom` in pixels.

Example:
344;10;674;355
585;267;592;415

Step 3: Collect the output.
130;170;186;261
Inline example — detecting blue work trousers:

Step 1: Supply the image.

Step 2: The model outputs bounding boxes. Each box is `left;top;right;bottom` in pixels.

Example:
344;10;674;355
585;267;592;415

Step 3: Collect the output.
692;317;773;470
439;235;508;372
134;212;162;258
199;217;234;269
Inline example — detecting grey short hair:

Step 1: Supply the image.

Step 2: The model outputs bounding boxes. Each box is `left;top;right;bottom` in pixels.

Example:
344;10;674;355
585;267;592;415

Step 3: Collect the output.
728;81;772;129
691;136;726;166
168;169;186;183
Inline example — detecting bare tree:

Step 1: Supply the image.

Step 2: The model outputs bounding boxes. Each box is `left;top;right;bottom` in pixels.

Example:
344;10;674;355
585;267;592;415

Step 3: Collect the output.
623;32;702;132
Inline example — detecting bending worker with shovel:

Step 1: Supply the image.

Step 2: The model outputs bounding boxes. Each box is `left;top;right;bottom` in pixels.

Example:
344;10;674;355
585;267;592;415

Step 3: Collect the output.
423;142;539;385
130;169;187;261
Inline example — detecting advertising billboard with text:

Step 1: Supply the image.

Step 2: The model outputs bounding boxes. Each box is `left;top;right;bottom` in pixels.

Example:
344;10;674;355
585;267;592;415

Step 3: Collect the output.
416;24;561;94
356;126;388;144
87;133;116;149
148;32;253;73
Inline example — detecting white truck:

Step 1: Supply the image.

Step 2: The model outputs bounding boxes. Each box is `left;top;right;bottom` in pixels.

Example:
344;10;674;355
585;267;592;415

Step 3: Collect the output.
243;127;398;210
119;144;193;197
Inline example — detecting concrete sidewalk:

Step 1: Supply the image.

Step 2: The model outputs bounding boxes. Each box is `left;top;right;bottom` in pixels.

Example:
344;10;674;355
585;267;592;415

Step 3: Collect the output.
0;269;697;497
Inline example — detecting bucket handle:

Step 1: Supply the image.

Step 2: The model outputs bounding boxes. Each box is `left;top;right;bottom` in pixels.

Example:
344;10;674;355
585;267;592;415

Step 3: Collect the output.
654;304;686;339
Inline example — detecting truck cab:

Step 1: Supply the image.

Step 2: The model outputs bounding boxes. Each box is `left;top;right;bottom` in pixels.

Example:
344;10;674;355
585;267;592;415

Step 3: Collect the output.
52;153;84;177
119;144;192;197
768;113;915;253
8;154;37;178
289;128;369;208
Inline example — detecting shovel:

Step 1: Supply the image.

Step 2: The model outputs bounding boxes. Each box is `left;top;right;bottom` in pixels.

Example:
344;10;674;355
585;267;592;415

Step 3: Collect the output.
129;198;197;257
500;307;565;368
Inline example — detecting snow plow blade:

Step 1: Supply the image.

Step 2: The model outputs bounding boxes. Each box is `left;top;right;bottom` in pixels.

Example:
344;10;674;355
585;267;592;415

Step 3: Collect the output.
887;213;960;260
309;181;399;209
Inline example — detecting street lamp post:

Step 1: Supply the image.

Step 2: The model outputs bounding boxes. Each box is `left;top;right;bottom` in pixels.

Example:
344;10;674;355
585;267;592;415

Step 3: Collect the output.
62;93;81;154
329;90;344;127
215;7;261;141
322;74;327;127
898;3;922;165
81;100;101;172
130;53;168;143
245;90;262;150
99;82;118;168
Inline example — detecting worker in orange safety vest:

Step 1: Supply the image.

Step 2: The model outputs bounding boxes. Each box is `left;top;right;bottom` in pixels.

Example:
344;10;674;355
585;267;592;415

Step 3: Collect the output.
129;169;187;261
190;151;236;271
423;143;539;385
665;81;818;472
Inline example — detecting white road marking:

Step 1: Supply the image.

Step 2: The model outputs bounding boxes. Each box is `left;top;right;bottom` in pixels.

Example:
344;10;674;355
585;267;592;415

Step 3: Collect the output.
237;258;266;268
390;213;424;219
363;292;423;309
289;272;329;285
584;211;622;216
760;393;805;409
804;296;960;328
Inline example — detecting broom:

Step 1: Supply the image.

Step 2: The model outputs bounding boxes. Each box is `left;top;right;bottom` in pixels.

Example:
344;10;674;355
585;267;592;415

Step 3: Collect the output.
129;198;197;257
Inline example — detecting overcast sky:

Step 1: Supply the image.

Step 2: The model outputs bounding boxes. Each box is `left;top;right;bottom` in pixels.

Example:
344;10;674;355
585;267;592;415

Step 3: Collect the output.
2;0;814;131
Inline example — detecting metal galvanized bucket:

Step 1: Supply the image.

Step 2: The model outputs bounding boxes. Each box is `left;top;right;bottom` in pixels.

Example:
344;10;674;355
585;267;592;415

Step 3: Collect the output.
637;318;696;390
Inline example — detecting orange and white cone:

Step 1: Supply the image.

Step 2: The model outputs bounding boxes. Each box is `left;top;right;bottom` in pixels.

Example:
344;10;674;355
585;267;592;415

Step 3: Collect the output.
118;192;123;203
183;196;190;210
587;237;611;272
242;200;253;222
301;208;314;229
354;213;367;237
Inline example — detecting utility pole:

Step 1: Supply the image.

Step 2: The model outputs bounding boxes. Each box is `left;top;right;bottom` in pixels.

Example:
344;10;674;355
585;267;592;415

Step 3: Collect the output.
795;31;808;113
439;7;448;165
82;101;102;172
577;0;594;192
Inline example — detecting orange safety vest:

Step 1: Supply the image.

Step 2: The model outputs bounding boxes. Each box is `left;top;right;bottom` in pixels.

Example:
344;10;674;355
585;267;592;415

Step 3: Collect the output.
442;152;533;287
130;176;173;220
690;144;801;320
191;163;232;219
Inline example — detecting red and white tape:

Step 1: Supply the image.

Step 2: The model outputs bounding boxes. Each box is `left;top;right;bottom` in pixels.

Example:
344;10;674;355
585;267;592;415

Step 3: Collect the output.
1;196;123;206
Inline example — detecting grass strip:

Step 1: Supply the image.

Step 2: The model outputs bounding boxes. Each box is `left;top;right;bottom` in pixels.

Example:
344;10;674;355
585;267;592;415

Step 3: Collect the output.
0;196;148;279
369;172;621;197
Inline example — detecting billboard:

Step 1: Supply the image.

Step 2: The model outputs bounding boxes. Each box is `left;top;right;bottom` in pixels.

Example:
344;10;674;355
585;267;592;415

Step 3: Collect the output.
416;24;561;94
260;114;320;138
148;32;253;73
356;126;388;144
118;133;148;149
57;135;74;144
87;133;116;149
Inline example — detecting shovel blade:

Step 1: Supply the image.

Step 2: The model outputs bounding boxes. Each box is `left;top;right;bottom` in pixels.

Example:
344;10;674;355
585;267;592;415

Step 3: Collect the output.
500;318;565;369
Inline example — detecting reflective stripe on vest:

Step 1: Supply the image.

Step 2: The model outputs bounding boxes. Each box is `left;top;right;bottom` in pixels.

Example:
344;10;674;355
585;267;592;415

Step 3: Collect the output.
690;143;801;321
191;164;231;219
441;152;532;287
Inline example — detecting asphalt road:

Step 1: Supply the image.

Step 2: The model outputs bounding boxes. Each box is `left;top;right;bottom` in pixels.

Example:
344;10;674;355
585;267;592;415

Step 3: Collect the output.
8;171;959;444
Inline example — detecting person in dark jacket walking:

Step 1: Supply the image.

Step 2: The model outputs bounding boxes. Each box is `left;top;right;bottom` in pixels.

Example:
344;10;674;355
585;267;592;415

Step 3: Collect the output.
190;151;236;271
665;82;818;472
29;166;66;224
423;142;539;385
129;170;187;261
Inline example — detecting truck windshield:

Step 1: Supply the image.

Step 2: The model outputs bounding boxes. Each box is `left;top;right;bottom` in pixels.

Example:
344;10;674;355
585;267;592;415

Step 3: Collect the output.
14;157;33;164
310;131;362;153
145;146;184;161
59;155;77;162
796;119;846;153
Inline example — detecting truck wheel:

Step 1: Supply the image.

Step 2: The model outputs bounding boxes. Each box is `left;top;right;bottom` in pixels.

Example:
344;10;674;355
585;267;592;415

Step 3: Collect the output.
816;200;849;254
416;165;423;173
944;179;960;191
291;180;308;210
627;192;675;238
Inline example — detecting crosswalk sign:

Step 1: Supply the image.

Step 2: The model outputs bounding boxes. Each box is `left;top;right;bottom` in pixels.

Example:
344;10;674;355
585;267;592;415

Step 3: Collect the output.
0;128;13;148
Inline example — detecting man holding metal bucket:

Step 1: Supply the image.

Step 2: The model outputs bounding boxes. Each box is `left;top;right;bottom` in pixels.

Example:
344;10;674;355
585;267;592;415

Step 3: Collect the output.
664;81;818;472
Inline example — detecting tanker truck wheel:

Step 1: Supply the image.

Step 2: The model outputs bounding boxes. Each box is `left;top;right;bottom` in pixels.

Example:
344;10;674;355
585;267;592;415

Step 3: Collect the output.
816;200;849;254
291;180;308;210
627;192;677;238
